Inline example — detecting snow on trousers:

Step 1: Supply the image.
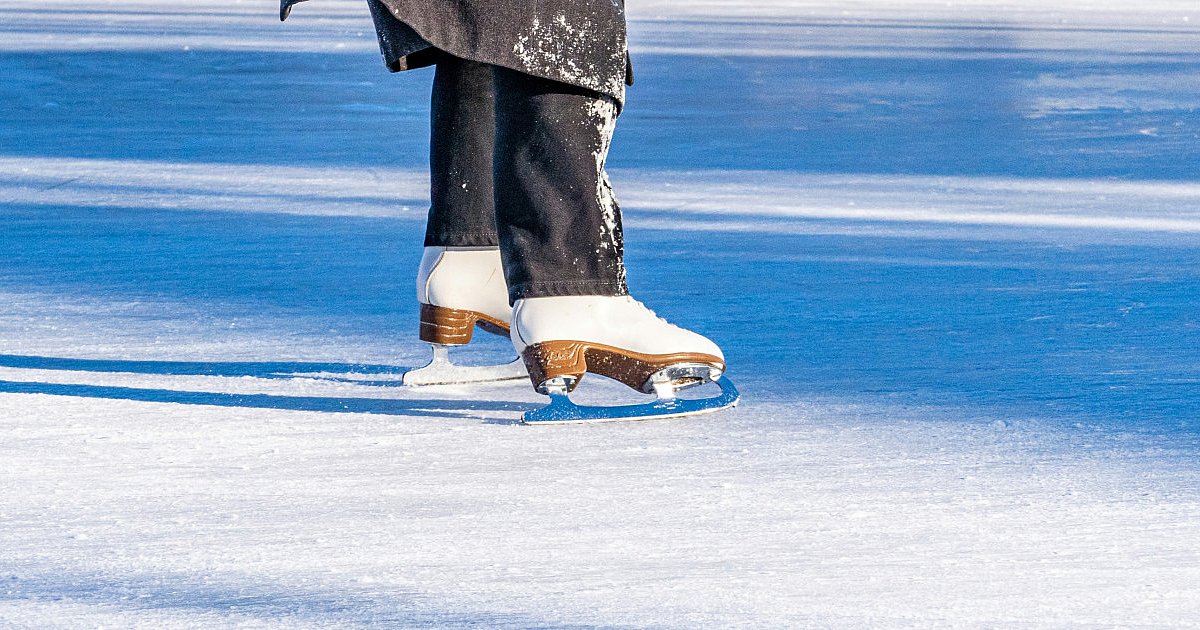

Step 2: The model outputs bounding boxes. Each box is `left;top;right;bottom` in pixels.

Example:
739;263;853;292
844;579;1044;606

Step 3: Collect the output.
280;0;633;302
425;53;629;303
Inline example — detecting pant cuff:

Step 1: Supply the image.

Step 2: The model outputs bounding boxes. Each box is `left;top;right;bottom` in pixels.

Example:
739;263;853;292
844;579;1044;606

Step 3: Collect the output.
508;280;629;303
423;231;500;248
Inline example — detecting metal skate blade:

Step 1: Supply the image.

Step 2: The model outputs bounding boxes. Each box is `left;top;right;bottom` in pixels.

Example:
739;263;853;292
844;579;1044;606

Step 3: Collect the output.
522;376;739;424
402;345;527;386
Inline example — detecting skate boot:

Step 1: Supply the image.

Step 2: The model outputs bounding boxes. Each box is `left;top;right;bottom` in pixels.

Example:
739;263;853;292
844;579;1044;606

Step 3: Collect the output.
402;246;527;386
511;296;739;423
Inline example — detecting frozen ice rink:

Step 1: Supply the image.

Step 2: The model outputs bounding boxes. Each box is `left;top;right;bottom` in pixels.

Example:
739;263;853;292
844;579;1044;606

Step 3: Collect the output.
2;0;1200;626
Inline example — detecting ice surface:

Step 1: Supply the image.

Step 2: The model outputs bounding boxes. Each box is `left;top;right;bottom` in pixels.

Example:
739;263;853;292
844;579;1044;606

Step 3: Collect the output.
2;0;1200;627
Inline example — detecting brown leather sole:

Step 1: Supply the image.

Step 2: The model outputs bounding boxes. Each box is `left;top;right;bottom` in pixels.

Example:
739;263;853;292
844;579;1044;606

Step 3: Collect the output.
419;303;509;345
521;340;724;394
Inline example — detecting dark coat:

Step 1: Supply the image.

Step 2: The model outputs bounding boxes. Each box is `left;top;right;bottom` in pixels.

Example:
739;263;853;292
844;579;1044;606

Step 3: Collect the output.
281;0;631;105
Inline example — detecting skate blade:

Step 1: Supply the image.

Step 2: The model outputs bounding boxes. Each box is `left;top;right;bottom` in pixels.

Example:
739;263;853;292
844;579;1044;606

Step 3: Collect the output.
522;376;739;424
402;345;528;387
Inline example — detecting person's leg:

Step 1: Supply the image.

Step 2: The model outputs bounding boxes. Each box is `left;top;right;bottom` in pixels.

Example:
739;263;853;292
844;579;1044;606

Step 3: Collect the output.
490;67;724;398
492;66;628;302
415;54;511;354
425;54;498;248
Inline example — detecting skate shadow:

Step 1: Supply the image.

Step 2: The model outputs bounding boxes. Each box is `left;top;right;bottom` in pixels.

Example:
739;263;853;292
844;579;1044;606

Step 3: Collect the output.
0;353;403;380
0;354;536;421
3;567;614;629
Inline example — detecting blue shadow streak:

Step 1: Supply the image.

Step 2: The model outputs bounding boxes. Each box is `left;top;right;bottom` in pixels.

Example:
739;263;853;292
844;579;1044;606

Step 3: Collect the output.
3;44;1200;178
0;379;534;419
0;202;424;339
0;353;397;377
0;569;621;629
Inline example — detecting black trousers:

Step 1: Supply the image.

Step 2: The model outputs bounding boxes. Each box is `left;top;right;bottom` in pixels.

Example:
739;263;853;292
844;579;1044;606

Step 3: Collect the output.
424;54;628;303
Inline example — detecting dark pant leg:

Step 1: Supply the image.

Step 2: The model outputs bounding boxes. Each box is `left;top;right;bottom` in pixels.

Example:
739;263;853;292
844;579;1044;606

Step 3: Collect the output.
492;66;629;302
425;54;499;247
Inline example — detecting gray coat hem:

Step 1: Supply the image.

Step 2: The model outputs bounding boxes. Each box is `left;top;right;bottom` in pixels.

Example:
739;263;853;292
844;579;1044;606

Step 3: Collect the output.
282;0;630;106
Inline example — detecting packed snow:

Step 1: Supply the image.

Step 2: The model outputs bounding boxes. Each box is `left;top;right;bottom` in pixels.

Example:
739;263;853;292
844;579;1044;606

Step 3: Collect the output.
2;0;1200;627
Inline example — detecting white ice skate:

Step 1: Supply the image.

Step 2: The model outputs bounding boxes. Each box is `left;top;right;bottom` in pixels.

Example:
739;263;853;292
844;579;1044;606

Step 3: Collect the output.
511;295;739;423
402;246;528;386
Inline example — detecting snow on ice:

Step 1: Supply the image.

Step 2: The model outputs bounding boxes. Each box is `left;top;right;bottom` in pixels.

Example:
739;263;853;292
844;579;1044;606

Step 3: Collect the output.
2;0;1200;627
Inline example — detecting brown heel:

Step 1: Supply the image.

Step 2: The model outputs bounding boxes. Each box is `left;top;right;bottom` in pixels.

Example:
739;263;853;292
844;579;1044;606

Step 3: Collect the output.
420;304;511;345
419;304;481;345
522;340;727;395
521;341;589;392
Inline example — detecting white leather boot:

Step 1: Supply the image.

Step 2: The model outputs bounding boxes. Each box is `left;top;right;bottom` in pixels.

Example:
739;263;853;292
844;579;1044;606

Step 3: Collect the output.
404;246;526;386
511;295;725;395
416;246;512;345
